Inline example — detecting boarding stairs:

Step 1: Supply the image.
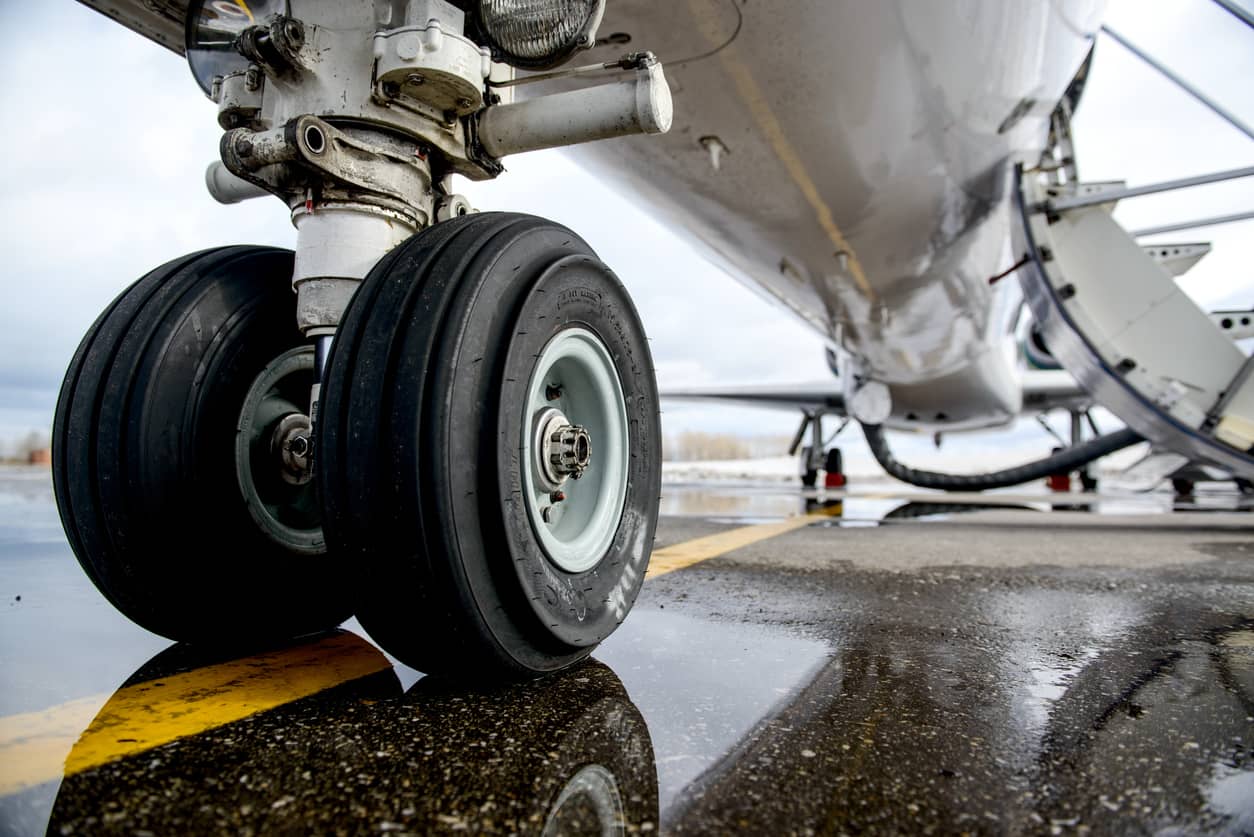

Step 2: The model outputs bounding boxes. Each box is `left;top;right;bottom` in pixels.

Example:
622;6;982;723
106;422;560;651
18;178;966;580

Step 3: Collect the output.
1010;5;1254;481
1014;168;1254;479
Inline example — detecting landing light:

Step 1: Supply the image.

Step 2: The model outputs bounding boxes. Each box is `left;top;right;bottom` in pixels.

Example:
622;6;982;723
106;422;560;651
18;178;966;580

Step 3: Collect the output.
185;0;284;95
477;0;605;70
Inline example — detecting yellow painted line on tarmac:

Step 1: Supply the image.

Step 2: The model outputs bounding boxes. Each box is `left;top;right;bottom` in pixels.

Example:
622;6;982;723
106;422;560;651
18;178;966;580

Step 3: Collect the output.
1;511;841;796
646;503;842;579
0;632;390;797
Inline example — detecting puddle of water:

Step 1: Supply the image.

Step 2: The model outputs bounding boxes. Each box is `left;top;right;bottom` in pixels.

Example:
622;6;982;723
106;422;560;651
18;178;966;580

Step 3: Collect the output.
1021;650;1100;733
658;480;1253;525
0;469;62;548
813;518;880;528
983;590;1142;746
595;606;831;812
659;488;809;521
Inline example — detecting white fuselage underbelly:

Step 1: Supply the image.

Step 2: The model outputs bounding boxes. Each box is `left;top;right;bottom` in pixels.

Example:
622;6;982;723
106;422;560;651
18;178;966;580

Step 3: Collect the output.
557;0;1104;429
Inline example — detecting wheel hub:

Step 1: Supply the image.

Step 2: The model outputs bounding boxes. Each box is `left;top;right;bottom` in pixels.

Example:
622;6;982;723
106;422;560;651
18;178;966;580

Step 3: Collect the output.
234;346;323;554
522;328;630;575
272;413;313;486
535;408;592;488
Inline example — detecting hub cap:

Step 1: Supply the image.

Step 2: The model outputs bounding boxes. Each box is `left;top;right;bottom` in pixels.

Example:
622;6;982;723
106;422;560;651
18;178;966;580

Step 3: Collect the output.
235;346;323;554
522;327;629;574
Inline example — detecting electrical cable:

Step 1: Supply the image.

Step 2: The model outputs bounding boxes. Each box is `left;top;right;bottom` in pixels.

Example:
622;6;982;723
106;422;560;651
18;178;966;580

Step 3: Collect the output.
668;0;743;69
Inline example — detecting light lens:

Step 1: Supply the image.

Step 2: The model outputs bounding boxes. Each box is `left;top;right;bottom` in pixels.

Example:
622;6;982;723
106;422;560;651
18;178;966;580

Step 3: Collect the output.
186;0;285;94
479;0;603;69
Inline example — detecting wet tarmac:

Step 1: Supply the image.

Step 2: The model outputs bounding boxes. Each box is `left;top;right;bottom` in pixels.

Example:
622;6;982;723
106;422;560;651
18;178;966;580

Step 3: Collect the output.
2;465;1252;835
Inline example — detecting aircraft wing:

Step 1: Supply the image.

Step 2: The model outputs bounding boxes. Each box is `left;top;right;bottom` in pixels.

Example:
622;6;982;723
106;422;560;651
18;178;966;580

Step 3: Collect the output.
78;1;187;54
1020;369;1092;413
663;369;1090;421
662;383;845;415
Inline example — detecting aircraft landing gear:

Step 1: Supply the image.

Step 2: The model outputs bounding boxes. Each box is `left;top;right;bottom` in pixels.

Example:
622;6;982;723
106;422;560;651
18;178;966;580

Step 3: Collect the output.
52;247;350;642
51;0;671;678
799;446;818;488
793;412;848;489
53;218;662;677
318;214;661;677
824;448;847;489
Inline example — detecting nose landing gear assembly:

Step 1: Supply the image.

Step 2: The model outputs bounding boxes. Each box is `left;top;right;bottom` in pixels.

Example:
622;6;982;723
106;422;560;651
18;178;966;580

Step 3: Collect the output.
54;0;668;678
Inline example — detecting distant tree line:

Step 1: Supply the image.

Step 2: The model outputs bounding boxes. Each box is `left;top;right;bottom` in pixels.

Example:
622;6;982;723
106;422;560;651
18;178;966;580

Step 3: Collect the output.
0;430;51;463
663;431;792;462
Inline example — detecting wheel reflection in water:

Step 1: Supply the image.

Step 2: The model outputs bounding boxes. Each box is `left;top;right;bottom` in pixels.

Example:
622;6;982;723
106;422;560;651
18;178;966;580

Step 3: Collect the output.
49;635;658;835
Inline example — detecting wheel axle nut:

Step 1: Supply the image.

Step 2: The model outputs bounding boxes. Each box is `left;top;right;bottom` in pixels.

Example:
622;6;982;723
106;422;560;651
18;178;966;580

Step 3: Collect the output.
272;414;314;486
286;435;310;458
533;407;592;491
549;425;592;479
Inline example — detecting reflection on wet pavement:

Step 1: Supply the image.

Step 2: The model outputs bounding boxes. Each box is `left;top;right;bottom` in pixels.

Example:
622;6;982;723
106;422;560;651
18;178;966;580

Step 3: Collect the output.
5;609;1249;835
661;480;1254;523
596;608;830;813
661;614;1254;834
989;589;1144;743
31;634;658;835
1030;620;1254;834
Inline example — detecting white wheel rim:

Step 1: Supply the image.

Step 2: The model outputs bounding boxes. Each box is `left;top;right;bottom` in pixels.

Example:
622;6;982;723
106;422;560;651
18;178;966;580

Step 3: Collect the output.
521;327;629;574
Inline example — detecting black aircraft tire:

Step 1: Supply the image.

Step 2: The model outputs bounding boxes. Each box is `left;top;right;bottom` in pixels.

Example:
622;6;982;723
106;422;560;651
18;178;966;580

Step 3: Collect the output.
52;247;350;643
319;213;661;678
799;445;817;487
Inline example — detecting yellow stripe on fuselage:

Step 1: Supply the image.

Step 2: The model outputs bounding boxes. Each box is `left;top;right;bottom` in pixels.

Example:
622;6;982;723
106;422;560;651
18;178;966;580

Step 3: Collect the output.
686;0;877;301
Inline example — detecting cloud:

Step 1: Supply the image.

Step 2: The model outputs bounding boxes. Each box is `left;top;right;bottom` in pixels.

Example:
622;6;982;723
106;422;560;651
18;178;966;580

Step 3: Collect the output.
0;4;295;437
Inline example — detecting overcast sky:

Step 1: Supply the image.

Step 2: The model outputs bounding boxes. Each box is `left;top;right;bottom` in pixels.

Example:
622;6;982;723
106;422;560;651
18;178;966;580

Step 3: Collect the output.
0;0;1249;470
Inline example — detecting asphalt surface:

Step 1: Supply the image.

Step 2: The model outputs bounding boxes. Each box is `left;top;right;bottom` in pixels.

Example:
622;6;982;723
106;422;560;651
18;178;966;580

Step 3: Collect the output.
1;466;1252;835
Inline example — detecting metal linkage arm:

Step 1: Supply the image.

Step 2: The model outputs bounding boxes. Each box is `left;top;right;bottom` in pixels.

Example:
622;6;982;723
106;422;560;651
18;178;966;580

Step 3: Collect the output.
1100;24;1254;143
1211;0;1254;30
1045;166;1254;212
1132;209;1254;237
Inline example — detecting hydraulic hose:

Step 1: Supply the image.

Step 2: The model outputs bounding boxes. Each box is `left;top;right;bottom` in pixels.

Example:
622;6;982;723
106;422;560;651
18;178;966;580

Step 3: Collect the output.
861;424;1144;492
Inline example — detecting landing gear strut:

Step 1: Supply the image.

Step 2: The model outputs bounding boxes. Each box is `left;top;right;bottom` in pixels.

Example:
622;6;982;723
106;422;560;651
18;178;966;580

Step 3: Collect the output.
792;411;847;489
